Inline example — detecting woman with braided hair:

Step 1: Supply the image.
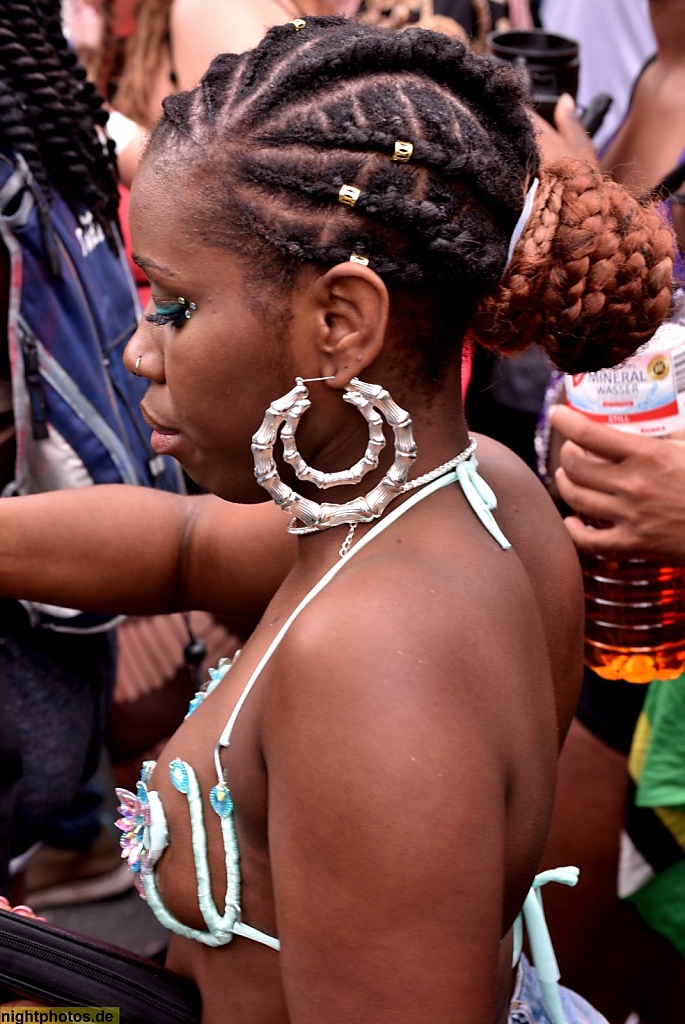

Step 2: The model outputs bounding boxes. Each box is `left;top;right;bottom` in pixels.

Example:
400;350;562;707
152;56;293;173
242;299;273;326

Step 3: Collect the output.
0;13;675;1023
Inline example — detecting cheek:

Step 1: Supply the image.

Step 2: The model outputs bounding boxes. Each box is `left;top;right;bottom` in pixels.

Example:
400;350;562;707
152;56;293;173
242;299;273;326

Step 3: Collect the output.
166;344;259;447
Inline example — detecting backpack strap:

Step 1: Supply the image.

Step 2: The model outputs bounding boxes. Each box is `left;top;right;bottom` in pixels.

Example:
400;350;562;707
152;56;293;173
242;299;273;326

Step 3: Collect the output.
0;163;33;228
0;154;60;274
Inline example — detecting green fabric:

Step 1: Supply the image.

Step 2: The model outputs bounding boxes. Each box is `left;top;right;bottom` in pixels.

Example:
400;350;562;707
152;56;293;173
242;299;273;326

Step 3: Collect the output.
634;675;685;811
627;858;685;957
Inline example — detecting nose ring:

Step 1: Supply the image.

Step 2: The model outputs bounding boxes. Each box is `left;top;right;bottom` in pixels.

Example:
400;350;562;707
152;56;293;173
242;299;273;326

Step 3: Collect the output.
134;356;143;377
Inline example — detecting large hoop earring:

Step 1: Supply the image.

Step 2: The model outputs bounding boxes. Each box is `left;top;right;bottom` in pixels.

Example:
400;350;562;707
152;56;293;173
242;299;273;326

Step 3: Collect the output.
282;377;387;488
251;377;417;534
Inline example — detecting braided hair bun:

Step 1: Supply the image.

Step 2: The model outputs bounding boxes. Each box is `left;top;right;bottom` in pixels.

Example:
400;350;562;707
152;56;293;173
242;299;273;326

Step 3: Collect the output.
472;160;675;373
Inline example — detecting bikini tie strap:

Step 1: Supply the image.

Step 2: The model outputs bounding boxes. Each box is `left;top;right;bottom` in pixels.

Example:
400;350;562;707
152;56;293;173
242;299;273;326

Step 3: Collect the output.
512;866;580;1024
455;457;511;550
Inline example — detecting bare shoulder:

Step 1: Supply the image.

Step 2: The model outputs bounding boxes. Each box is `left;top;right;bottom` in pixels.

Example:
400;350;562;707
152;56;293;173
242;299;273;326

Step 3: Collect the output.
474;434;585;737
170;0;289;79
474;433;580;571
260;438;574;761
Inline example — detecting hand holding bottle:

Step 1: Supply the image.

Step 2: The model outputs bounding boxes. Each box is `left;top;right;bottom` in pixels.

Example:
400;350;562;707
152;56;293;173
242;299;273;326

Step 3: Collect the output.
550;404;685;562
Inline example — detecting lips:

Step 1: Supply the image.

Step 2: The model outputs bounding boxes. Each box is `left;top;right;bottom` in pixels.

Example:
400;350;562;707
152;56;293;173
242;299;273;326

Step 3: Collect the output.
140;403;179;437
140;403;182;456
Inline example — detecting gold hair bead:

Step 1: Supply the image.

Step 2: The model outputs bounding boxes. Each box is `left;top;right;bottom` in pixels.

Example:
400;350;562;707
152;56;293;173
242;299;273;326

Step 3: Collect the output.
291;18;306;30
339;184;361;207
349;253;369;266
392;141;414;163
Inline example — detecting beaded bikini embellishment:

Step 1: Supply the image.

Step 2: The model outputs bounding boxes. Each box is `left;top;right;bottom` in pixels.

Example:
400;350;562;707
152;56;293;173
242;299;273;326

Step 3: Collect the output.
115;760;164;897
115;655;248;944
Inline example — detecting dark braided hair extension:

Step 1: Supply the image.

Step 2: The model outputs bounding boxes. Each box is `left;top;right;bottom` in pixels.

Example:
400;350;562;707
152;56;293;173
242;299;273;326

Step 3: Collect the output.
0;0;120;248
146;16;674;378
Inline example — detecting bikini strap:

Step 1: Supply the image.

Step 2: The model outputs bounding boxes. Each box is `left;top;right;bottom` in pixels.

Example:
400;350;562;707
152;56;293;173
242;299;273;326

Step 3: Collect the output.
215;458;510;759
512;866;580;1024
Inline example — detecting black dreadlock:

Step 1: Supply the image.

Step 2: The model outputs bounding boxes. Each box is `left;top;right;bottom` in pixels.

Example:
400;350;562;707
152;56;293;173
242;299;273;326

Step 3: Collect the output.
0;0;120;247
147;16;538;374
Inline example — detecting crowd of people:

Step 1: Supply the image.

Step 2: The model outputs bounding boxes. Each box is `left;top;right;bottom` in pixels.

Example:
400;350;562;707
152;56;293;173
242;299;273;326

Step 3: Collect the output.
0;2;684;1024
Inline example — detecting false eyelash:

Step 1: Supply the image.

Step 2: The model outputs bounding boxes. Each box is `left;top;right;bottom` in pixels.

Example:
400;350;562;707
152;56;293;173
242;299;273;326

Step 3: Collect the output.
144;303;189;330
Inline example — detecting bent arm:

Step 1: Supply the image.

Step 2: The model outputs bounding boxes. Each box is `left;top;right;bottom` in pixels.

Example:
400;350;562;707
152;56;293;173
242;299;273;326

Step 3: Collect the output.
259;571;554;1023
551;404;685;561
0;486;295;627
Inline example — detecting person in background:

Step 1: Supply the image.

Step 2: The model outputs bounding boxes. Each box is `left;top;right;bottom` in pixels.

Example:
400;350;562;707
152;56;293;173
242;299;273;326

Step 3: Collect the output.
531;7;685;1017
0;0;183;904
539;0;655;151
109;0;354;132
539;402;685;1024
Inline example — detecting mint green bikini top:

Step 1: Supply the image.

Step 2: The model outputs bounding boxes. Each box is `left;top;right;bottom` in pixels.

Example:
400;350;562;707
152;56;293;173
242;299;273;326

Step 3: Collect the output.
115;456;576;1024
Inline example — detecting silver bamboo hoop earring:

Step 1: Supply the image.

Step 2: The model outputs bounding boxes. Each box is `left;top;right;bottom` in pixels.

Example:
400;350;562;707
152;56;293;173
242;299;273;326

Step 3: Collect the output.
251;377;418;534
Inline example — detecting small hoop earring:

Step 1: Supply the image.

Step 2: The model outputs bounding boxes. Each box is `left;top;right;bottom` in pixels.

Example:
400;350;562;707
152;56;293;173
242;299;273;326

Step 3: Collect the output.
251;377;417;534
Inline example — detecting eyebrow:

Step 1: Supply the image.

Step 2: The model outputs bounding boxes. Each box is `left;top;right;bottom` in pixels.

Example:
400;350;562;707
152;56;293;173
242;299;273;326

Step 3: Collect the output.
131;253;177;276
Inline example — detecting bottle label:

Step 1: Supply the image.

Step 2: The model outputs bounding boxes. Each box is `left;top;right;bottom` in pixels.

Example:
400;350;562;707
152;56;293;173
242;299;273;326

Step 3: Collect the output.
565;322;685;435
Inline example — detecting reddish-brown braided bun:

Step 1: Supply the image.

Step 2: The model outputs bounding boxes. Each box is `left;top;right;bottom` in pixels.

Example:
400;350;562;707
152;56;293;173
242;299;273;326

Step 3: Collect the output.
471;159;676;373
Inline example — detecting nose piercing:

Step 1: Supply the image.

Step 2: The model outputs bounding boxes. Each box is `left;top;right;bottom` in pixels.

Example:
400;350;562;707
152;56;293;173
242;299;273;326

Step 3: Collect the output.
134;356;143;376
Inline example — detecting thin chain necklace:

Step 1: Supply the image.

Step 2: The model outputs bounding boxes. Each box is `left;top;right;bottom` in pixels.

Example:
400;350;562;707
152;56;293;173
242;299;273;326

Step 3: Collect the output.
402;436;477;493
338;436;477;557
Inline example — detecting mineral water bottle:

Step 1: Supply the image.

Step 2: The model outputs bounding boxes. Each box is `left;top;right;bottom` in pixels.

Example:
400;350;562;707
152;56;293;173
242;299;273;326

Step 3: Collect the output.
565;317;685;683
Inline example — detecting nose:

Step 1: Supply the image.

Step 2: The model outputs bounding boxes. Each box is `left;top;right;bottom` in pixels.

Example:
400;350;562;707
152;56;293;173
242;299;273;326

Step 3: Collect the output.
124;314;165;382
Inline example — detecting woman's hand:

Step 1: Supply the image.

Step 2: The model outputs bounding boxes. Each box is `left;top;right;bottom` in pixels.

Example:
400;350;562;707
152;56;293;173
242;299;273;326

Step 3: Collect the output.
533;95;598;166
0;896;44;919
550;404;685;561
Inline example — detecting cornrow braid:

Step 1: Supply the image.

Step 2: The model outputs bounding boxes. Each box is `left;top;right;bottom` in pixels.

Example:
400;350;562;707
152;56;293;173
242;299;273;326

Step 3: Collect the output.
0;0;120;247
153;18;533;282
145;16;674;378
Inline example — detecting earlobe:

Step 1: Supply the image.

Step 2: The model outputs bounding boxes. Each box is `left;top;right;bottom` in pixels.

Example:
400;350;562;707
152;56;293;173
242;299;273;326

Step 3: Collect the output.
313;263;389;385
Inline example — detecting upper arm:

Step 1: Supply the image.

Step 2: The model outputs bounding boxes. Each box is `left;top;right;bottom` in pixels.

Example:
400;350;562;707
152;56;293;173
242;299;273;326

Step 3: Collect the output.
179;497;296;627
0;489;294;628
169;0;282;90
115;125;148;189
262;593;510;1023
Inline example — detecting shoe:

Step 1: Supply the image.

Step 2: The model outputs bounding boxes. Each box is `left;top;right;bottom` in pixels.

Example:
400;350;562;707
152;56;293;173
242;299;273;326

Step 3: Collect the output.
24;828;133;910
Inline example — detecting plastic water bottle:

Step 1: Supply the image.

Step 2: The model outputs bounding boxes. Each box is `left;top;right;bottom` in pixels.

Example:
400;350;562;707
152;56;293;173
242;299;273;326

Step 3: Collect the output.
565;318;685;683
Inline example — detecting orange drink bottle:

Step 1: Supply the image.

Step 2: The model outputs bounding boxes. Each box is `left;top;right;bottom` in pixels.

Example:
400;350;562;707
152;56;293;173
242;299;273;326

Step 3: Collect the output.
565;320;685;683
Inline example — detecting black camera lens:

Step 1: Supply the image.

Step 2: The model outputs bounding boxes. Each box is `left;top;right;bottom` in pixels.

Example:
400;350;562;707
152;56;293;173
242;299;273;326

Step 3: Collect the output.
487;29;580;126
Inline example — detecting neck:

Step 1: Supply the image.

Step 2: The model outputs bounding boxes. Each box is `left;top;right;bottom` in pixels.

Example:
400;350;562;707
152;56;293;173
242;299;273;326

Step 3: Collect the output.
300;354;467;499
285;356;469;553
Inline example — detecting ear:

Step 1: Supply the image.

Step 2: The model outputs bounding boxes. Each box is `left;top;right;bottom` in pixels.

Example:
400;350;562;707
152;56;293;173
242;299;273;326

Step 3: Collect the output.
293;262;389;387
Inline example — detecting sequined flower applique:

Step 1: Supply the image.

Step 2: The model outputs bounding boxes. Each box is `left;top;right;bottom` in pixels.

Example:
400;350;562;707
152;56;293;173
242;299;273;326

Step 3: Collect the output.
115;760;157;897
